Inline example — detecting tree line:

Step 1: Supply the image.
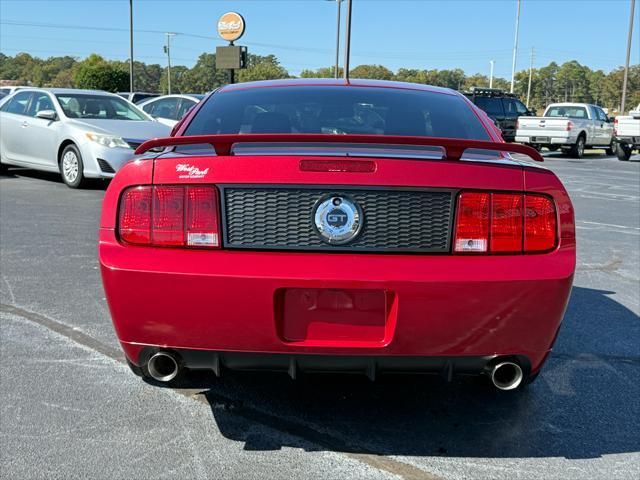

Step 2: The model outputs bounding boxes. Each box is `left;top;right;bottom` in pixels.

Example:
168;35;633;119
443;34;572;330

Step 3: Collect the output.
1;52;638;113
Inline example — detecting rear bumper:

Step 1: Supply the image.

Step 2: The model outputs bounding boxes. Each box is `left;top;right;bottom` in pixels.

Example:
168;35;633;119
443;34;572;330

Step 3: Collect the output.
99;229;575;373
615;135;640;147
515;135;575;145
136;349;530;380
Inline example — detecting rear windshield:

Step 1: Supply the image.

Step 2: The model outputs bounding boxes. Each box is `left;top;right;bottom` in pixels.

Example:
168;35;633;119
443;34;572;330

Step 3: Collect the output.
545;106;588;119
184;86;490;140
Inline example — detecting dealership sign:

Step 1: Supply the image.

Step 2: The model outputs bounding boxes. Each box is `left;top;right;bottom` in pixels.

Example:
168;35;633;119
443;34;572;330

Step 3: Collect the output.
217;12;245;42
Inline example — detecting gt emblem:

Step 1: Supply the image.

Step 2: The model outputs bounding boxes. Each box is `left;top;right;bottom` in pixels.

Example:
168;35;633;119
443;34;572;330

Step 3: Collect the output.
313;195;363;245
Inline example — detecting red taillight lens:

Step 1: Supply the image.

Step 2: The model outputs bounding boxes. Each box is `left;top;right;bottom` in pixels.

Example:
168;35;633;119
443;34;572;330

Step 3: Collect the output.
524;195;557;252
153;186;185;246
186;186;220;247
118;186;152;245
566;121;573;132
455;191;556;254
118;185;220;248
454;192;490;252
490;194;523;252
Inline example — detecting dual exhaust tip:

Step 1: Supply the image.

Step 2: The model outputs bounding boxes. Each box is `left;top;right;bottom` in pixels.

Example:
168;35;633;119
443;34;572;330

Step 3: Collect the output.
146;351;524;389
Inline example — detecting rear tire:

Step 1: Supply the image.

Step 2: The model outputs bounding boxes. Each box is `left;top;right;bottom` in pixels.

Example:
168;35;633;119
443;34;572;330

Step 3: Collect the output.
59;144;87;188
569;135;585;158
605;141;615;156
616;142;632;161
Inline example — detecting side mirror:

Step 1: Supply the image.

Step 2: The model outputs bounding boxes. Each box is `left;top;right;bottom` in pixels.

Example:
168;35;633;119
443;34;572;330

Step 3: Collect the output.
608;117;615;123
528;109;537;116
36;110;57;121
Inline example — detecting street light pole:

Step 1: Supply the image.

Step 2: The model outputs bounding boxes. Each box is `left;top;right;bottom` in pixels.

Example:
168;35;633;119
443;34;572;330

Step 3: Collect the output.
164;33;176;94
343;0;352;80
489;60;494;88
129;0;134;94
526;47;534;107
334;0;342;78
621;0;636;113
510;0;521;93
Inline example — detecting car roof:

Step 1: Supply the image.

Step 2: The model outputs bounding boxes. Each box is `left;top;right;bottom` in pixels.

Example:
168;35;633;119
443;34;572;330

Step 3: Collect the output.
218;78;458;96
546;102;595;108
16;88;122;96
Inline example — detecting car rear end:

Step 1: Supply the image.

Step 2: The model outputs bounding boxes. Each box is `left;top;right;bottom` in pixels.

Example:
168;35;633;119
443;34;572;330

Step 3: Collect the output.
614;109;640;152
516;116;577;146
99;80;575;389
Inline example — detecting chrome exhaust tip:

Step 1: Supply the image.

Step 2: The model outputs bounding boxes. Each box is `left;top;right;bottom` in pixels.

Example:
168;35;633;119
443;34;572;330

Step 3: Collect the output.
490;361;524;391
147;352;179;382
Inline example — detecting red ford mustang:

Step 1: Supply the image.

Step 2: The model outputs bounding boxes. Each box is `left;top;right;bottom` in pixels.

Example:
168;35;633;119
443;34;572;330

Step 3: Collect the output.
99;79;575;390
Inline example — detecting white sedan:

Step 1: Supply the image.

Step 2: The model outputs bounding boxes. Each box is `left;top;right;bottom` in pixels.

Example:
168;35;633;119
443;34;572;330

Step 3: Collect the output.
138;94;205;127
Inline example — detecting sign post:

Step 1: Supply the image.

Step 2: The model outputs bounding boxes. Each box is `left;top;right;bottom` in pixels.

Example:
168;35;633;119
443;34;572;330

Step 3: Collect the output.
216;12;247;84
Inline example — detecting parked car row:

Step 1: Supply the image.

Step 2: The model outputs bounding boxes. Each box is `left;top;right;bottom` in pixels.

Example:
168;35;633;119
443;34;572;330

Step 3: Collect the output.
0;89;206;187
467;88;634;160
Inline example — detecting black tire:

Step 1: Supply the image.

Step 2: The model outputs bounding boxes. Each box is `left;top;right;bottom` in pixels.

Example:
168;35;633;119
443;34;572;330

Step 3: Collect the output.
616;142;632;161
569;135;585;158
59;144;87;188
605;141;615;156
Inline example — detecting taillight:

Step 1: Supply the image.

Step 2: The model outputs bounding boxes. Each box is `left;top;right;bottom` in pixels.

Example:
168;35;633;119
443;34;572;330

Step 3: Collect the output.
454;192;490;252
119;186;152;245
516;119;519;130
454;192;556;254
118;185;220;248
614;117;618;136
566;121;573;132
524;195;557;252
490;194;523;252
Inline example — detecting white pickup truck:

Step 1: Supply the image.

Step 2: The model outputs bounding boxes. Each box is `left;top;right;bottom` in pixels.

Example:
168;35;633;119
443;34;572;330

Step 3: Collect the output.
515;103;614;158
614;104;640;161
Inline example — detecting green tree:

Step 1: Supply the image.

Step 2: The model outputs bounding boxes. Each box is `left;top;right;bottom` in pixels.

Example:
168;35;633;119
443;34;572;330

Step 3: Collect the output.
463;73;490;90
349;64;394;80
74;56;128;92
300;66;340;78
238;54;289;82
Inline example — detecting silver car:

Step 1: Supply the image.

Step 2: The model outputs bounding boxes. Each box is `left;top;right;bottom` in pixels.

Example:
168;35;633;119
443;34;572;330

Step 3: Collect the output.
0;88;171;188
138;94;205;128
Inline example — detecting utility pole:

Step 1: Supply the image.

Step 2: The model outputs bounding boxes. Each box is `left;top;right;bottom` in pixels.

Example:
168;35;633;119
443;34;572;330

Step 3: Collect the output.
489;60;494;88
526;47;534;107
621;0;636;113
164;33;176;94
327;0;342;79
510;0;521;93
129;0;134;94
343;0;352;80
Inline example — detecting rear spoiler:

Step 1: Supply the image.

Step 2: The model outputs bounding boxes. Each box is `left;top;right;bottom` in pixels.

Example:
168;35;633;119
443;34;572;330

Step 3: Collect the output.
134;134;544;162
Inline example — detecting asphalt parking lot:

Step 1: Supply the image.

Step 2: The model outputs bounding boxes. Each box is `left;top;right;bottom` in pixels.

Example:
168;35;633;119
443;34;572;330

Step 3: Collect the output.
1;151;639;480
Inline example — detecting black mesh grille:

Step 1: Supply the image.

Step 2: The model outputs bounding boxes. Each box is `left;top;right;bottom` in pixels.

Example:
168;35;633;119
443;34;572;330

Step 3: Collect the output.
222;187;453;252
96;158;115;173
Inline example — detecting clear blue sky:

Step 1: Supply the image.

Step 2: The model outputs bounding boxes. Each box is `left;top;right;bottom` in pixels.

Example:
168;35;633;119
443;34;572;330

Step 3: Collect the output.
1;0;638;79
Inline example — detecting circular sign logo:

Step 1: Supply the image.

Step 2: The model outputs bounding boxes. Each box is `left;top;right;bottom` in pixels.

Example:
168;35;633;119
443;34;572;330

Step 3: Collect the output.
217;12;245;42
313;195;363;245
